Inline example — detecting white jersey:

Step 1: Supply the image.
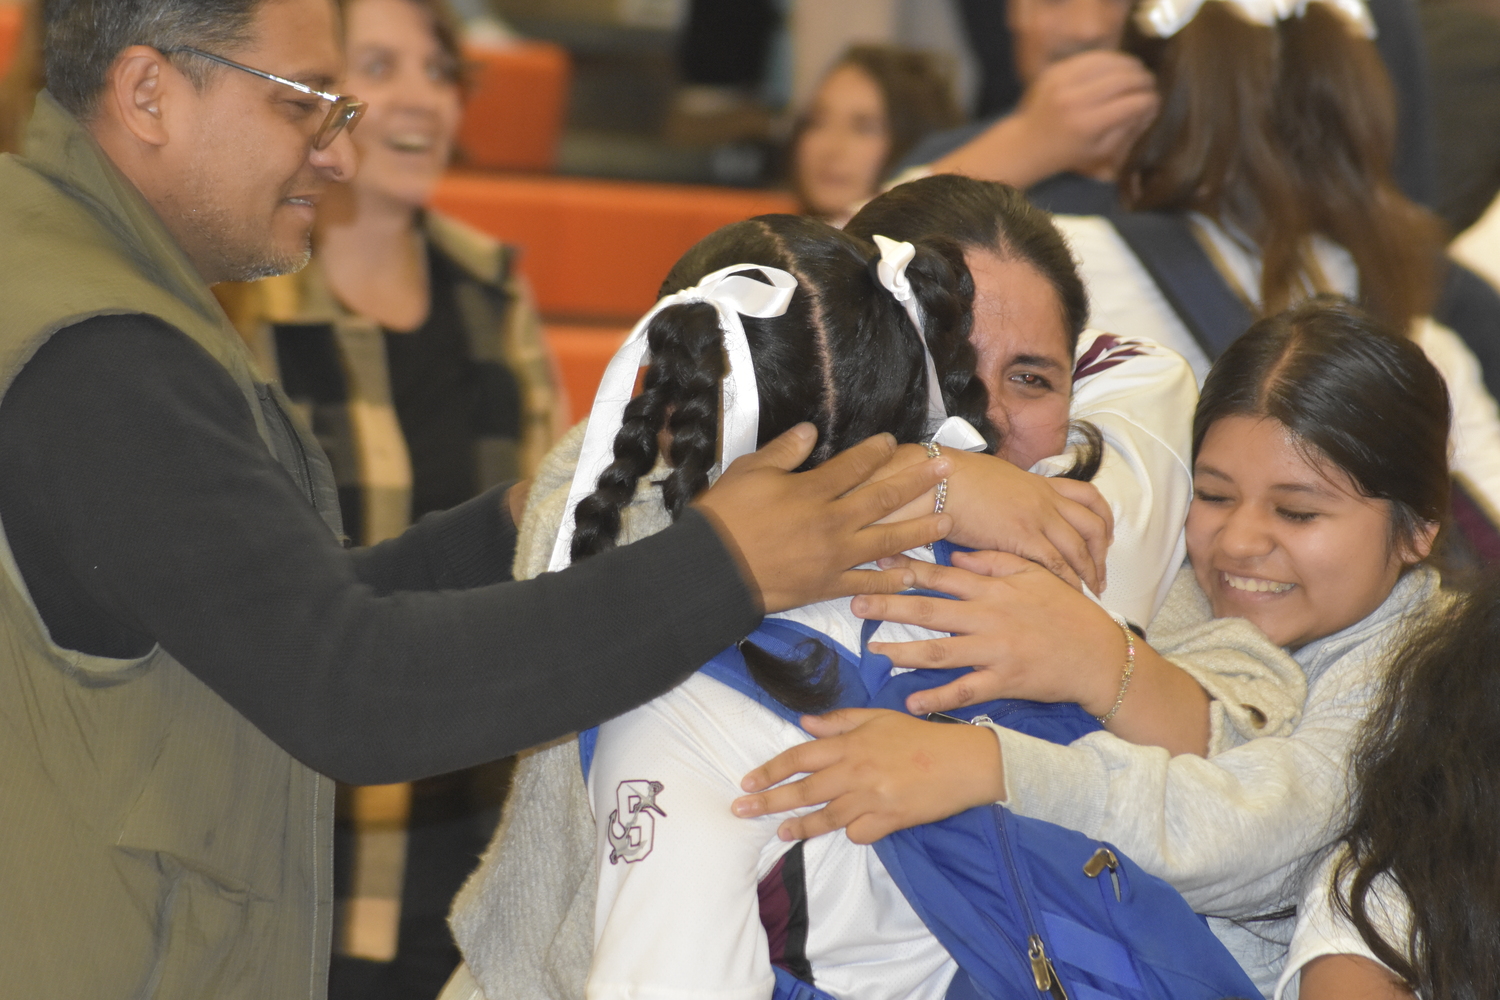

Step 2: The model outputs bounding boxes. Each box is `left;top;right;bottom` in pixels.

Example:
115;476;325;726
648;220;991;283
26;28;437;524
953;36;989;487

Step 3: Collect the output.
586;581;959;1000
1050;329;1195;627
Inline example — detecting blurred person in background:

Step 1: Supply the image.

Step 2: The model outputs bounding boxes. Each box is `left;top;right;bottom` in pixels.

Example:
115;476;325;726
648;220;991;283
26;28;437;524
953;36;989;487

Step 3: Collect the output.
896;0;1156;212
217;0;564;997
790;45;960;226
1419;0;1500;238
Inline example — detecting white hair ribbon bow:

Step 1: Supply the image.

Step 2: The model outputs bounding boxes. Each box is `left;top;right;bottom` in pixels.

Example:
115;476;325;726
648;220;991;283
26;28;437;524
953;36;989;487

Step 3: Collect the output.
1134;0;1373;37
872;235;949;436
547;263;797;572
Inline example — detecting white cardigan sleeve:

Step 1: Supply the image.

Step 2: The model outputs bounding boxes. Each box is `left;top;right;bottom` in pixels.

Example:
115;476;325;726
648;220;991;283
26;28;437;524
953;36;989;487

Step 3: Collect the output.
1033;331;1197;626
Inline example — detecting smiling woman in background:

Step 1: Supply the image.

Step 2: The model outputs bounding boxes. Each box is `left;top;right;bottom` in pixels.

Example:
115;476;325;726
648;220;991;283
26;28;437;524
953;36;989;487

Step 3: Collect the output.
790;46;962;227
217;1;564;996
222;0;564;545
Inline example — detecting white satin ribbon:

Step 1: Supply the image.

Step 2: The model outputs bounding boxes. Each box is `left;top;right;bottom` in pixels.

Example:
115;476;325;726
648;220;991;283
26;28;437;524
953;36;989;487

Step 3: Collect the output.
872;235;949;435
929;414;989;452
547;263;797;572
1134;0;1374;37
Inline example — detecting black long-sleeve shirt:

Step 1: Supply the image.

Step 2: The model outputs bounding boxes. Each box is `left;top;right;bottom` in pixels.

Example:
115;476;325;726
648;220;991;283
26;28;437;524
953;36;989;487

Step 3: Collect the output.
0;314;760;784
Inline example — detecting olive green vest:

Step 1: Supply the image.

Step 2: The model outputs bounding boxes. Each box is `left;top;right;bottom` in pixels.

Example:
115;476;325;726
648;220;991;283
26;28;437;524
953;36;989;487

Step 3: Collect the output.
0;93;339;999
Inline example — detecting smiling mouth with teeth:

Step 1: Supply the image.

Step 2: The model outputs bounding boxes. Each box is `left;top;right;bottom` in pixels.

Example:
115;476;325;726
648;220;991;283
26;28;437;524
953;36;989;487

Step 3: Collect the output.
1223;572;1295;594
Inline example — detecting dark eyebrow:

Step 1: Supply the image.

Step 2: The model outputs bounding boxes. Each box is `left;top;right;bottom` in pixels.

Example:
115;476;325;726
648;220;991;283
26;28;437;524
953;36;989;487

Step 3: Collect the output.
282;69;338;89
1269;481;1339;498
1194;464;1340;498
1008;353;1066;371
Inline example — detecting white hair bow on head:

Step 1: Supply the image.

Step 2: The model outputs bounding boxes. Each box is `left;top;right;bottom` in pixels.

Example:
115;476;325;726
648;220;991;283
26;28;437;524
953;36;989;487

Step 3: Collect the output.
872;235;988;452
1134;0;1374;38
547;263;797;572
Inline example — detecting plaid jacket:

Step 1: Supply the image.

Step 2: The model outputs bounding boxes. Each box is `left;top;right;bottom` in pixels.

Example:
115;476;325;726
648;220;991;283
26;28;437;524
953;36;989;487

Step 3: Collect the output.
221;212;565;545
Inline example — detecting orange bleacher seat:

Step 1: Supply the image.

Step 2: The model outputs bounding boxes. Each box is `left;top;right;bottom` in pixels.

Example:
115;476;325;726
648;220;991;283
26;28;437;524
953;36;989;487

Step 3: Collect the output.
545;324;630;423
432;173;799;321
457;42;571;173
0;4;23;78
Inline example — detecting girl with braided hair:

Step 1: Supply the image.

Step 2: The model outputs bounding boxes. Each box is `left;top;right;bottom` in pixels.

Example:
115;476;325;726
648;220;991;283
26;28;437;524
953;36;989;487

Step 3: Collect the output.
439;211;1231;1000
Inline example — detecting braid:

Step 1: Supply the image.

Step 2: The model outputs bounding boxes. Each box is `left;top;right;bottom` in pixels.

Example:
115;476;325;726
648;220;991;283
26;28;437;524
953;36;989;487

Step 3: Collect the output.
570;301;724;561
659;307;729;517
904;239;1001;452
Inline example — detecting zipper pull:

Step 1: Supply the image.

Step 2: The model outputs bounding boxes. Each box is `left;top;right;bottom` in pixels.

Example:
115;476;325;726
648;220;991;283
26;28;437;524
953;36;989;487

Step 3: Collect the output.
1027;935;1070;999
1083;846;1122;901
924;712;994;726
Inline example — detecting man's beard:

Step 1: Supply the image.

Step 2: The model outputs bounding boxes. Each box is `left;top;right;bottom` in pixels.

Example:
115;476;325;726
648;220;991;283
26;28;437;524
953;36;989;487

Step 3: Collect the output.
166;179;313;283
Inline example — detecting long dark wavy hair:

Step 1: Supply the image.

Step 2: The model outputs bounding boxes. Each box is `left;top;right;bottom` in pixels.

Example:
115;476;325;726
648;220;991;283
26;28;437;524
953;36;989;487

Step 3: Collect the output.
1330;572;1500;999
569;214;992;712
847;174;1102;478
1120;4;1446;336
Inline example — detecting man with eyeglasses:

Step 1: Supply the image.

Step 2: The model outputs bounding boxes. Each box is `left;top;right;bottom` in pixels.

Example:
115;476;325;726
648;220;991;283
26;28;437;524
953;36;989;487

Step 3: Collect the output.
0;1;951;996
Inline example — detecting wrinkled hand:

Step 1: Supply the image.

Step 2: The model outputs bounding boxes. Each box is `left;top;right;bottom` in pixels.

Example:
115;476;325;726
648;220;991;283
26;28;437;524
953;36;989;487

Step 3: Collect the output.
695;424;953;613
937;50;1158;186
853;550;1125;717
732;708;1005;843
865;445;1112;593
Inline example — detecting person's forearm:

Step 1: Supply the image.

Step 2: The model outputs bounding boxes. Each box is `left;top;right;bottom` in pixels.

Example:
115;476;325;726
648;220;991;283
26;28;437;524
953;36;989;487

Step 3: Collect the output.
239;509;760;784
928;113;1061;189
1099;641;1211;757
0;316;760;786
350;485;517;594
1298;955;1413;1000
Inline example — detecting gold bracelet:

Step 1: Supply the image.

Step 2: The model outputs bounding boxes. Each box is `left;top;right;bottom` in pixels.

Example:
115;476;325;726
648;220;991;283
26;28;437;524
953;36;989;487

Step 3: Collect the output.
925;440;948;515
1095;614;1136;724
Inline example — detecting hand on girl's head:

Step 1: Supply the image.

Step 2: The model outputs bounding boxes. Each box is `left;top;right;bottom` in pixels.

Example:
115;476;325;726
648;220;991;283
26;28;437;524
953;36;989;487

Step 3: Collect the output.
694;425;954;613
732;707;1005;843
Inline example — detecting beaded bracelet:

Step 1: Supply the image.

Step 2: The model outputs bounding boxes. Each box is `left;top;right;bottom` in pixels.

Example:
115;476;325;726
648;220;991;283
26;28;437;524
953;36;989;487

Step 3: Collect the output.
1095;613;1136;724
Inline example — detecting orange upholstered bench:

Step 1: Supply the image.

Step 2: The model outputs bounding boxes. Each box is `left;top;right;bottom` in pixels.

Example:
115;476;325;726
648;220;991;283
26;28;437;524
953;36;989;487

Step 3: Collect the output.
432;173;799;322
0;4;23;77
457;41;571;173
545;324;630;423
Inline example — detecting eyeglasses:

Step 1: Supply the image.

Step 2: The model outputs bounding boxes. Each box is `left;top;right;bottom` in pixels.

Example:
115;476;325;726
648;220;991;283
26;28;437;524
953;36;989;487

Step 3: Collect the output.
166;46;366;151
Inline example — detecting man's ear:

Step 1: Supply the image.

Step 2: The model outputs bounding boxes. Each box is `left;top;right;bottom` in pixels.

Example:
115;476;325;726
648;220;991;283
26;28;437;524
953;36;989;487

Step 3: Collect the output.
103;46;179;147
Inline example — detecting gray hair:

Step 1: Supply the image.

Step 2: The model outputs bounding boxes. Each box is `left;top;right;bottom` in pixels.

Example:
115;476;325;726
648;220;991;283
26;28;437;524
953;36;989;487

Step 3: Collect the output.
45;0;267;118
